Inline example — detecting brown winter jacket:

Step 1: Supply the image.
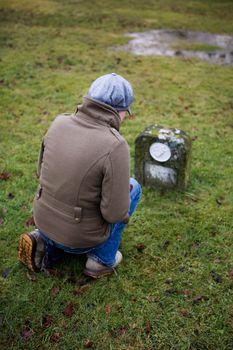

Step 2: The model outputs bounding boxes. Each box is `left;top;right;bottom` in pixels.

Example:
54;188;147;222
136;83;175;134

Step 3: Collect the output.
33;97;130;248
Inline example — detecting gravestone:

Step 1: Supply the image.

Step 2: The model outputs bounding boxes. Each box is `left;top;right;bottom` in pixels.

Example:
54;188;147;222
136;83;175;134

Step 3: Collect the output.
135;125;192;190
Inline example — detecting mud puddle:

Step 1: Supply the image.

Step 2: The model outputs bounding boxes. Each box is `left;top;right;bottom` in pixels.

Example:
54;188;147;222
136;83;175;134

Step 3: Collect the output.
118;29;233;65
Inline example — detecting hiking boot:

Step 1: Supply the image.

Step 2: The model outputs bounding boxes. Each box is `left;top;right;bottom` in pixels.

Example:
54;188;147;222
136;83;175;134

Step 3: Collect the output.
18;229;45;272
84;251;123;278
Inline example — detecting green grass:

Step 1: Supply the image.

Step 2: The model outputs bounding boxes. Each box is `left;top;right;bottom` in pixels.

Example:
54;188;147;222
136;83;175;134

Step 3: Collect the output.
171;42;221;52
1;0;233;349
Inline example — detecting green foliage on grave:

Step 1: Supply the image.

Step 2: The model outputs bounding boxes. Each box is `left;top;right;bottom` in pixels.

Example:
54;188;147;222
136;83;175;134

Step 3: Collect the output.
1;1;233;349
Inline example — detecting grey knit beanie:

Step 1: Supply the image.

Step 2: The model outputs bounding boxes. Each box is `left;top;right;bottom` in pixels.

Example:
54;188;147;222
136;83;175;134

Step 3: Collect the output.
88;73;133;115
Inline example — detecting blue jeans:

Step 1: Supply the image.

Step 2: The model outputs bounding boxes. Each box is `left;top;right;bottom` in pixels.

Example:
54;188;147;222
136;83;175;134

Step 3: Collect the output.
39;178;141;268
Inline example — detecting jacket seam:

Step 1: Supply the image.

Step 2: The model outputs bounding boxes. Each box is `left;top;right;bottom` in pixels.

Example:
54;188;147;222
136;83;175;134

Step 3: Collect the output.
76;140;125;214
107;153;114;212
75;153;109;206
102;141;126;217
37;138;45;178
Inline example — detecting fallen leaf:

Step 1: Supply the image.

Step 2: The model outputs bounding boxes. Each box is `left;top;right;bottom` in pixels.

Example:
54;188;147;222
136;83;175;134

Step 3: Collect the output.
51;287;60;296
228;270;233;277
191;135;198;141
0;172;11;181
165;277;173;285
84;340;94;348
42;314;53;328
135;243;146;252
63;303;75;317
145;322;152;334
21;327;34;341
110;325;128;338
1;267;11;278
50;332;60;343
146;296;160;303
60;319;67;328
26;271;36;282
192;295;208;304
25;217;35;227
8;192;15;200
182;290;192;298
73;285;89;296
105;304;111;315
192;240;201;248
165;288;178;295
119;326;128;335
179;308;190;317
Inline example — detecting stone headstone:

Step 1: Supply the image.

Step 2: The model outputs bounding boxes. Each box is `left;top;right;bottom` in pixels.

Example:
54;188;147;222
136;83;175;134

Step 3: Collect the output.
135;125;192;190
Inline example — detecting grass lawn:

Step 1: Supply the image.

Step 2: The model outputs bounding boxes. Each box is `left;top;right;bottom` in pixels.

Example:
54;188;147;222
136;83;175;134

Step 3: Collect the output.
0;0;233;349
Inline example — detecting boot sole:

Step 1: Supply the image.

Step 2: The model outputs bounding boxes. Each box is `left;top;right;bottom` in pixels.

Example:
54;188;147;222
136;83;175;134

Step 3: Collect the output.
18;234;38;272
83;267;114;279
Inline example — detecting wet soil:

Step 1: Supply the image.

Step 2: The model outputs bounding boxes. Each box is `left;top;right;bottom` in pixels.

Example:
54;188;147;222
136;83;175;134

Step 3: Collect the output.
118;29;233;65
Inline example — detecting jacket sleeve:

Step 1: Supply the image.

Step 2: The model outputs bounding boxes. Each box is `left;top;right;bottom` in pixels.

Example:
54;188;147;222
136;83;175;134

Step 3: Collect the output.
100;141;130;224
37;139;45;178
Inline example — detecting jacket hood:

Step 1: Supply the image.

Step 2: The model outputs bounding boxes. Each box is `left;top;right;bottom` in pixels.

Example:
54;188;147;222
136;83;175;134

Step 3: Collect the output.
76;96;121;131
